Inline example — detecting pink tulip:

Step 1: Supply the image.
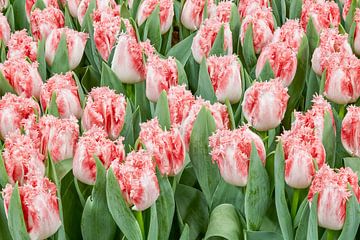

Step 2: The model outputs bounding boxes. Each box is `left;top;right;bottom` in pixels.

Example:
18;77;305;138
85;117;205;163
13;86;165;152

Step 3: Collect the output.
67;0;81;17
341;106;360;157
0;0;8;11
30;7;65;41
45;27;88;70
139;118;186;176
242;78;289;131
272;19;305;52
342;0;352;19
215;1;233;23
181;0;216;31
167;85;195;126
111;150;159;211
2;178;61;240
7;30;38;62
0;58;43;98
238;0;269;18
0;13;10;45
353;9;360;55
77;0;116;26
25;0;59;19
40;72;83;119
209;126;266;186
206;55;242;103
82;87;127;140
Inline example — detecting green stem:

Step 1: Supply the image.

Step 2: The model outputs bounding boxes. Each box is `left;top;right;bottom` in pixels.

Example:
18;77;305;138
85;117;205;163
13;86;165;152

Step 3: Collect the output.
327;230;335;240
134;210;145;239
339;104;346;119
291;189;300;219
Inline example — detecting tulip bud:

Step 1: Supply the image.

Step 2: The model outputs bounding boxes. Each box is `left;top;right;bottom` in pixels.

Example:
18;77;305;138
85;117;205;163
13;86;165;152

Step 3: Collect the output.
308;165;360;230
209;126;266;186
240;7;274;54
0;0;8;11
206;55;242;103
25;0;59;19
238;0;269;18
30;7;65;41
342;0;353;20
68;0;81;17
82;87;127;140
341;106;360;157
2;178;61;239
7;30;38;62
73;126;125;185
215;1;232;23
256;43;297;87
167;85;195;126
45;27;88;70
77;0;116;26
181;0;216;31
40;72;83;119
191;18;233;63
0;58;43;98
242;79;289;131
111;150;159;211
0;13;10;45
353;9;360;55
146;55;178;102
3;132;45;185
272;19;305;52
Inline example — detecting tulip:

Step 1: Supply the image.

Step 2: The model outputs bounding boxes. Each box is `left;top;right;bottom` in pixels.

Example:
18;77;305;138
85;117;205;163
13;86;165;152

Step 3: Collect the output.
111;150;159;211
167;85;195;126
139;118;186;176
0;13;10;45
136;0;174;34
68;0;81;17
191;18;233;63
40;72;83;119
45;27;88;70
308;165;360;230
82;87;127;140
0;93;40;140
238;0;269;18
342;0;353;20
242;78;289;131
353;9;360;55
73;126;125;185
206;55;242;103
209;126;266;186
2;178;62;240
272;19;305;52
146;55;178;102
2;132;45;185
25;0;59;19
77;0;116;26
256;43;297;87
30;7;65;41
341;106;360;157
181;0;216;31
7;30;38;62
215;1;233;23
240;7;274;54
0;0;8;11
0;58;43;98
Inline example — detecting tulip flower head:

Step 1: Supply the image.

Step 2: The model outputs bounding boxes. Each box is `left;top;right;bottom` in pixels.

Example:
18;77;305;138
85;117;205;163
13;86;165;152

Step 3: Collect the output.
167;85;195;126
181;0;216;31
0;13;10;45
352;9;360;55
341;106;360;157
7;30;38;61
25;0;59;19
77;0;117;25
30;7;65;41
215;1;233;23
68;0;81;17
238;0;269;18
342;0;353;19
272;19;305;52
0;0;8;11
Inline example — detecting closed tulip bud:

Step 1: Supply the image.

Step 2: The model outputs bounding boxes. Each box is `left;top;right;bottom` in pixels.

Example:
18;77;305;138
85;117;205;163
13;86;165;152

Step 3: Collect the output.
0;0;8;11
68;0;81;17
40;72;83;119
82;87;127;140
215;1;233;23
30;7;65;41
342;0;353;20
352;9;360;55
2;178;61;240
3;132;45;185
242;79;289;131
0;13;10;45
256;43;297;87
0;58;43;98
191;18;233;63
240;7;274;54
111;150;159;211
73;127;125;185
238;0;269;18
146;56;178;102
167;85;195;125
272;19;305;52
45;27;88;70
341;106;360;157
77;0;116;26
181;0;216;31
206;55;242;103
7;30;38;62
308;165;360;230
209;126;266;186
25;0;59;19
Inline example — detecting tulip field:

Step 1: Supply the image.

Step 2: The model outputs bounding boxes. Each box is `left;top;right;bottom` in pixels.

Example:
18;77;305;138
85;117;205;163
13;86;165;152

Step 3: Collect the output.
1;0;360;239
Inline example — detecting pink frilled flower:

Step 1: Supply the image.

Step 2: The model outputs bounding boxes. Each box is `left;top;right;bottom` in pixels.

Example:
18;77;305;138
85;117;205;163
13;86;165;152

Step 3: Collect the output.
240;7;274;54
353;9;360;55
0;93;40;139
45;27;88;70
215;1;233;23
40;72;83;119
191;18;233;63
209;126;266;186
341;106;360;157
238;0;269;18
2;178;61;239
39;115;79;163
139;118;186;176
272;19;305;52
146;55;178;102
73;126;125;185
68;0;81;17
82;87;127;140
280;126;326;189
308;165;360;230
25;0;59;19
206;55;242;103
0;58;43;99
242;78;289;131
111;150;159;211
77;0;116;26
181;0;216;31
256;43;297;87
311;28;352;75
137;0;174;34
0;13;10;45
167;85;195;126
3;132;45;185
30;7;65;41
342;0;353;20
7;30;38;62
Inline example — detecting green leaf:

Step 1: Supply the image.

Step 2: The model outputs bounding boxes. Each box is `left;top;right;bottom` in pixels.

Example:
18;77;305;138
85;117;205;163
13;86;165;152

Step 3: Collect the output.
100;62;126;95
307;193;318;240
246;231;283;240
230;4;241;53
32;0;46;10
338;189;360;240
305;70;319;110
196;58;216;103
209;25;225;56
120;3;131;19
0;41;5;63
120;100;136;151
81;66;101;92
106;169;142;240
205;204;243;240
210;179;245;212
0;70;15;96
51;34;70;74
54;158;73;180
143;6;162;51
258;60;275;81
13;0;30;31
64;6;75;29
160;26;173;55
0;197;12;240
47;92;60;117
242;23;257;72
176;59;189;87
167;33;195;65
72;72;86;107
345;0;357;32
343;157;360;179
319;70;326;94
185;54;200;92
5;6;15;32
135;81;152;121
289;0;302;19
306;17;319;57
0;144;9;188
179;224;190;240
147;204;158;240
154;91;171;130
225;99;236;130
130;0;142;19
295;201;310;240
322;111;336;167
37;39;47;81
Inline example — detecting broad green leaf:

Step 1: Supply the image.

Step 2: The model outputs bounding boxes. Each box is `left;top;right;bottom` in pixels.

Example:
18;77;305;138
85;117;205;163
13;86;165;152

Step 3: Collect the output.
120;100;136;150
319;70;326;94
322;111;336;167
306;17;319;57
338;189;360;240
0;70;15;96
230;4;241;53
344;157;360;179
51;34;70;74
154;91;171;130
72;72;86;107
242;23;257;72
0;144;9;188
147;204;158;240
143;6;162;51
185;54;200;92
81;66;101;92
32;0;46;10
47;92;60;117
209;25;225;56
345;0;357;32
100;62;126;95
176;60;189;86
258;60;275;81
167;33;195;65
179;224;190;240
196;59;216;103
5;6;15;32
289;0;302;19
0;41;5;63
37;39;47;81
0;197;12;240
246;231;283;240
294;201;310;240
130;0;142;19
120;3;131;19
305;70;319;110
349;22;356;54
160;26;173;55
54;158;73;180
64;6;75;29
13;0;30;30
135;81;152;121
307;193;318;240
225;99;236;130
211;179;245;212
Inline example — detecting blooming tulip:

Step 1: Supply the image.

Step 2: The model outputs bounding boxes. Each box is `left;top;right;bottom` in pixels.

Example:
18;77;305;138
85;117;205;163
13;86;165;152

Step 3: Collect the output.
341;106;360;157
25;0;59;19
30;7;65;41
77;0;116;25
68;0;81;17
181;0;216;31
167;85;195;126
242;78;289;131
342;0;353;19
7;30;38;61
215;1;233;23
272;19;305;52
0;13;10;45
209;126;266;186
238;0;269;18
353;9;360;55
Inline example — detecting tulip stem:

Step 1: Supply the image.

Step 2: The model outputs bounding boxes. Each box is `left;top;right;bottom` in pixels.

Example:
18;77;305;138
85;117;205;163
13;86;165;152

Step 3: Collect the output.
134;210;145;239
326;230;336;240
291;189;300;219
339;105;345;119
